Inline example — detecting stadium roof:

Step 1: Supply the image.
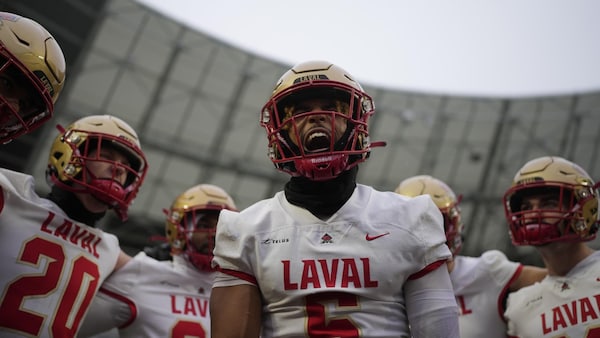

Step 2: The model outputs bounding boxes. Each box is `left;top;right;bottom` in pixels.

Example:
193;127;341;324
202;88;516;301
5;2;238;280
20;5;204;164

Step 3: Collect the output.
3;0;598;265
139;0;600;98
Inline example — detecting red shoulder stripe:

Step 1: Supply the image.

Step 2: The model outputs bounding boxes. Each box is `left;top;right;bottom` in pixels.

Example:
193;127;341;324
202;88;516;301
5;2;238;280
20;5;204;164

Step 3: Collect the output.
408;259;447;280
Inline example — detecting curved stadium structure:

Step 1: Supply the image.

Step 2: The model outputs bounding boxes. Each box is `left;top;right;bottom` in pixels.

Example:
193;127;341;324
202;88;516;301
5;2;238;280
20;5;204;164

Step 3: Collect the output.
1;0;599;265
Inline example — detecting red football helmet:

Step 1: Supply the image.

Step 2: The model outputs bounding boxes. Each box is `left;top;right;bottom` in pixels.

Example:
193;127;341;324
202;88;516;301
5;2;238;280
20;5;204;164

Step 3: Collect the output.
503;156;599;245
165;184;237;271
260;60;382;181
0;12;65;143
395;175;464;256
46;115;147;221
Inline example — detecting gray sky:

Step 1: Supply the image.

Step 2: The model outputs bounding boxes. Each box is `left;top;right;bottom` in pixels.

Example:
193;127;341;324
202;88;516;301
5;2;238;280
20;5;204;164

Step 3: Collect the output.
138;0;600;98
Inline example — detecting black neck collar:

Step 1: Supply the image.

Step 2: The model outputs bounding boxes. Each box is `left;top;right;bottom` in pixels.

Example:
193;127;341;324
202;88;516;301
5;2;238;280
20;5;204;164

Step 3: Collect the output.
284;167;357;219
46;186;106;227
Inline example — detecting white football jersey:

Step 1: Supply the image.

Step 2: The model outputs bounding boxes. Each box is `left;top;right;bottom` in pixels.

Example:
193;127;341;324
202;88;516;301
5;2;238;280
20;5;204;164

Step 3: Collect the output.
213;184;451;337
505;250;600;338
450;250;521;338
0;169;121;338
79;252;213;338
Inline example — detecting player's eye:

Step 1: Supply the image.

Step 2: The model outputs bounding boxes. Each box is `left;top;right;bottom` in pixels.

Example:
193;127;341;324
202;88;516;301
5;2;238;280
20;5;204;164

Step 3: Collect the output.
292;104;310;115
519;202;531;211
541;199;560;209
323;102;338;111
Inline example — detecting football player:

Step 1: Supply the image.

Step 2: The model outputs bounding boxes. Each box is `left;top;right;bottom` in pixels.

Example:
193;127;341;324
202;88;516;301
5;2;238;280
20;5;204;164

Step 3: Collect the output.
396;175;547;337
0;115;147;337
503;156;600;337
210;60;459;337
0;11;65;144
78;184;237;337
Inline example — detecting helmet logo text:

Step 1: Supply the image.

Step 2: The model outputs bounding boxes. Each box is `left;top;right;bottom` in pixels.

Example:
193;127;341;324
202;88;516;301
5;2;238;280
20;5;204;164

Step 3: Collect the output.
293;74;328;84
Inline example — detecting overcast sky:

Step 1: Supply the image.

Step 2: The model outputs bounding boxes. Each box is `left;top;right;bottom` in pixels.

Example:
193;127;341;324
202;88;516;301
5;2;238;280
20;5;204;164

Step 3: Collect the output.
137;0;600;98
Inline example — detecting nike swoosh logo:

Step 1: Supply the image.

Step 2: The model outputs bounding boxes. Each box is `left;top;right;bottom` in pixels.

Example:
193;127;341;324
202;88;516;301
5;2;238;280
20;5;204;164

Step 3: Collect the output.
366;232;390;241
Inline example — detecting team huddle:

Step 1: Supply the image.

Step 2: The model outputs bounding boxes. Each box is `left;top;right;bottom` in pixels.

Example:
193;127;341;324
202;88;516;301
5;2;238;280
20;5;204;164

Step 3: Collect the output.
1;11;598;338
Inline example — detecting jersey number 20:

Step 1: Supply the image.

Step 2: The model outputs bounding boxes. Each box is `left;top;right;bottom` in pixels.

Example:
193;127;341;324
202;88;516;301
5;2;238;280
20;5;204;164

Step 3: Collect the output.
0;237;100;337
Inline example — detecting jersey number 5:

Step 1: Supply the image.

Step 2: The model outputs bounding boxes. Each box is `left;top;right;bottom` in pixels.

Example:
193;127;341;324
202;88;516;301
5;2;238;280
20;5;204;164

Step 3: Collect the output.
172;320;207;338
0;237;100;337
306;291;360;337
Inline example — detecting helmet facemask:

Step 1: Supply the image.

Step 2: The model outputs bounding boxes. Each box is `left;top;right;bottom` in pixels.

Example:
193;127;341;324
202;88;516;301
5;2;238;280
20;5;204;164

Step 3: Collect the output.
0;50;52;143
440;198;464;256
504;183;599;245
164;184;237;271
167;207;221;271
261;82;373;181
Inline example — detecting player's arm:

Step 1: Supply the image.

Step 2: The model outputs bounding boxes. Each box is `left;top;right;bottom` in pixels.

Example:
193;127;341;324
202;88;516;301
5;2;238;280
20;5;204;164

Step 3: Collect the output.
210;283;261;338
405;262;460;338
77;288;134;337
509;265;547;292
113;250;132;271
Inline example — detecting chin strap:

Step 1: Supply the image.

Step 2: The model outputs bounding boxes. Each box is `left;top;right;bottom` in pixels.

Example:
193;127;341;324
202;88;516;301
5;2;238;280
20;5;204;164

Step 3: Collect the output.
88;177;129;221
294;153;349;181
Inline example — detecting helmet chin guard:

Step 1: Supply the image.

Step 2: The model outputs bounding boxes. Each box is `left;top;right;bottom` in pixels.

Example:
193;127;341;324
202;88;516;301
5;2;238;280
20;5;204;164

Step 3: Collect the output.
293;153;349;181
86;177;135;220
187;245;215;271
510;221;562;246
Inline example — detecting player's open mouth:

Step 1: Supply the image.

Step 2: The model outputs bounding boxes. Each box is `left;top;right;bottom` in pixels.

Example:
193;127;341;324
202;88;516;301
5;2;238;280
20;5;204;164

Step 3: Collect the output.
303;128;331;153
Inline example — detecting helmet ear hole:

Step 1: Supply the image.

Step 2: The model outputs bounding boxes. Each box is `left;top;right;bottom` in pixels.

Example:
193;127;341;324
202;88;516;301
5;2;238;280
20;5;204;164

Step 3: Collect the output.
51;151;62;161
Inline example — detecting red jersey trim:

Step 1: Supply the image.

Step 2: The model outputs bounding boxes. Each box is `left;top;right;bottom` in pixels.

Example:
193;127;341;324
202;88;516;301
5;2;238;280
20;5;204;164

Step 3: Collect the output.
216;267;258;285
408;259;447;280
99;287;138;329
498;263;523;322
